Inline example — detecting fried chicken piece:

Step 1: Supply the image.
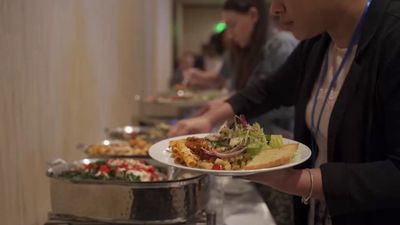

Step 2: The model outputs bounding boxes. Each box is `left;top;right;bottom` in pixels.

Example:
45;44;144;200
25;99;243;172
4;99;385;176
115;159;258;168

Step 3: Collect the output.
185;137;214;160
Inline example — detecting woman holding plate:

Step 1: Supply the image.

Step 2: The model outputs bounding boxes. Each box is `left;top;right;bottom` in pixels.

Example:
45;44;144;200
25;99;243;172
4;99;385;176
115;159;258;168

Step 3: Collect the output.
168;0;400;224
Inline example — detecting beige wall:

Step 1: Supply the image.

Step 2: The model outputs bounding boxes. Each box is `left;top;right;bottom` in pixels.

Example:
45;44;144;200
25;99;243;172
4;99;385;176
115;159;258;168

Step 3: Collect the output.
179;5;223;56
0;0;172;224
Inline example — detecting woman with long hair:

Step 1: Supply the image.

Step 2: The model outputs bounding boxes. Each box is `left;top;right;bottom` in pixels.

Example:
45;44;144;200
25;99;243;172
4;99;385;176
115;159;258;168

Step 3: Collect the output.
186;0;297;91
169;0;400;224
187;0;298;135
180;1;298;224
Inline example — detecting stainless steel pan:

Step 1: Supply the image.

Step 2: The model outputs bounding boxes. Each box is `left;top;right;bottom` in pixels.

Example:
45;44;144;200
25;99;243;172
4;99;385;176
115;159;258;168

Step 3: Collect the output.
47;158;210;224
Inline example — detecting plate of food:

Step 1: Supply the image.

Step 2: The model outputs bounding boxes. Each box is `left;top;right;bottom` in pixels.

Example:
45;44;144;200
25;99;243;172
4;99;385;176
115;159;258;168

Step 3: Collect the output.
149;116;311;176
105;123;172;142
84;138;151;158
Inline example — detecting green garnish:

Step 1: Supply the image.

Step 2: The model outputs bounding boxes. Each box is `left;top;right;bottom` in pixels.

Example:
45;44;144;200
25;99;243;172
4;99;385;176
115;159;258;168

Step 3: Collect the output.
216;116;284;156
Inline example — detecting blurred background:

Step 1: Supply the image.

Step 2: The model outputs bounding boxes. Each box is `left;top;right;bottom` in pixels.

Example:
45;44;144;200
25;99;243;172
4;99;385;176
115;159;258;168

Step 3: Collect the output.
0;0;228;224
175;0;224;56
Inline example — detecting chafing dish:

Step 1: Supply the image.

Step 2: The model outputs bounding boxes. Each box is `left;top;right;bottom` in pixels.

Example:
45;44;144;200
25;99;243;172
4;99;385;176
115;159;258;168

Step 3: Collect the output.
47;158;210;224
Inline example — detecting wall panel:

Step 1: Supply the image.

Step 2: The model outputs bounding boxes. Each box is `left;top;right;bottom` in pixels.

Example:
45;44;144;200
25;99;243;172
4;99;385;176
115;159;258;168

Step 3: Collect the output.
0;0;172;224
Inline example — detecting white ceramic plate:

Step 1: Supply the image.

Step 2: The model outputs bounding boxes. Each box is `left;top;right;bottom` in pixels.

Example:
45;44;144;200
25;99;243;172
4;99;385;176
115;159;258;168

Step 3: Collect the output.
149;133;312;176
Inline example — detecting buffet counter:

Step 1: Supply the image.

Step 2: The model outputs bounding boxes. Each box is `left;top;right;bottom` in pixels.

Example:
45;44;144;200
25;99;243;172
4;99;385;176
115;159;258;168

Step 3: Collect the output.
224;181;276;225
213;178;276;225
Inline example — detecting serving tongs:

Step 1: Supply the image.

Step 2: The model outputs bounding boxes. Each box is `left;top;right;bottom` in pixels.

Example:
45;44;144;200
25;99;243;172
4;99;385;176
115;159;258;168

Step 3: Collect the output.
46;158;79;176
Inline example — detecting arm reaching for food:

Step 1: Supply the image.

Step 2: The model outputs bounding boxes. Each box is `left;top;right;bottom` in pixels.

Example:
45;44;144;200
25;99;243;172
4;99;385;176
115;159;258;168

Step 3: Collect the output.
183;68;224;89
192;96;230;117
167;101;234;137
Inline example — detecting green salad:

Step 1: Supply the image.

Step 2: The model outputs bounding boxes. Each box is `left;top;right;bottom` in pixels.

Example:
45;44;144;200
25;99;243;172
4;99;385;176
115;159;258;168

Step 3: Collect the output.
205;115;284;158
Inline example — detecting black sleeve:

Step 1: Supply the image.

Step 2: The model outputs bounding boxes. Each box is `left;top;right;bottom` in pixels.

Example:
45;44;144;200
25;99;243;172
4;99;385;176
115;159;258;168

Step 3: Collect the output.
226;40;306;119
321;29;400;215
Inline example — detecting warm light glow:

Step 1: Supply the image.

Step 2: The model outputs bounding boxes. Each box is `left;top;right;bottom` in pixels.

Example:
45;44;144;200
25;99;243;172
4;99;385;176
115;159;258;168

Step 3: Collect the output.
124;126;134;133
103;140;110;145
177;90;185;97
82;159;91;165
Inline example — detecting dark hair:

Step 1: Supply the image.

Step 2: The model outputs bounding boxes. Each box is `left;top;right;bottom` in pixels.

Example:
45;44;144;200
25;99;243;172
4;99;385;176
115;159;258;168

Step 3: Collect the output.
209;30;226;56
223;0;269;90
174;52;204;71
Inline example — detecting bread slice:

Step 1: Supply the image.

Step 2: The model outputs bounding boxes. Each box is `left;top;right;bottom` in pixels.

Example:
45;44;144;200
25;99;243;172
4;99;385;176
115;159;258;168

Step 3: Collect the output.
244;144;298;170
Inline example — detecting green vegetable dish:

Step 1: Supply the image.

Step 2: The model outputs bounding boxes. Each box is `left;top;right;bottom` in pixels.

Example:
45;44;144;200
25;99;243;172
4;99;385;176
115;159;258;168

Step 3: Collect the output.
56;159;165;182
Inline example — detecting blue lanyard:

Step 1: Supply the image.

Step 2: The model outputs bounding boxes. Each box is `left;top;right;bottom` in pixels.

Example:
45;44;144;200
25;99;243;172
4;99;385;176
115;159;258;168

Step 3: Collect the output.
310;0;372;138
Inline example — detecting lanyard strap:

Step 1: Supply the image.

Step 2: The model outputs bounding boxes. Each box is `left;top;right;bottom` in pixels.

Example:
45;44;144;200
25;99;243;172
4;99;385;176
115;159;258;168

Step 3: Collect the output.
310;0;373;137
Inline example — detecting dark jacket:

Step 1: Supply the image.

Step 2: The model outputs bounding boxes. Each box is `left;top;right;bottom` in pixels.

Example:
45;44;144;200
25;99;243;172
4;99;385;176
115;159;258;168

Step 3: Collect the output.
227;0;400;224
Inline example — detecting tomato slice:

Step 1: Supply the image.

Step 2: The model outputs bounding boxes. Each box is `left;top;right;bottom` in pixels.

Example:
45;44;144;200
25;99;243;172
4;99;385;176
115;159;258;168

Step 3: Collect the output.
99;165;111;174
212;164;224;170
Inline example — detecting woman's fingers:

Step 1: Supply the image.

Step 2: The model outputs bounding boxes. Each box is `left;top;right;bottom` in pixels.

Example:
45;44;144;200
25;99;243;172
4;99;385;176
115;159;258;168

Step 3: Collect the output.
167;121;188;137
167;117;212;137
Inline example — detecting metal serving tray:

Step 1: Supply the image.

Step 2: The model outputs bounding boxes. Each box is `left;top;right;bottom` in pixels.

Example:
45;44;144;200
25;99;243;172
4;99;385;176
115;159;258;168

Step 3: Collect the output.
47;159;210;224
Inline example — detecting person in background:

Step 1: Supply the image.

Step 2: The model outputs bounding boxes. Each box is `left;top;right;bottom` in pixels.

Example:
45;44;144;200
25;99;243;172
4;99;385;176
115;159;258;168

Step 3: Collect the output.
175;0;298;225
181;30;231;90
169;52;204;88
168;0;400;224
185;0;298;91
186;0;298;135
203;30;231;75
